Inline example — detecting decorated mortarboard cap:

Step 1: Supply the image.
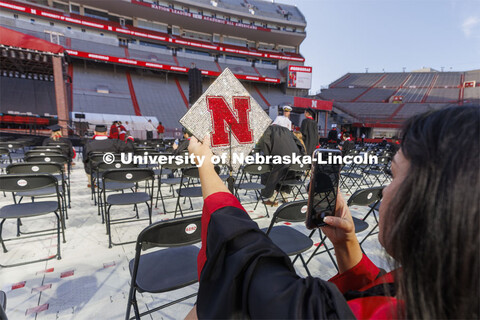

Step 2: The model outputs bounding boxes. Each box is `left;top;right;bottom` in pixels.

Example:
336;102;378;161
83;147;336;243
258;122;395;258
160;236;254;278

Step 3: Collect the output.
95;124;107;132
48;124;62;132
179;68;271;171
306;108;317;116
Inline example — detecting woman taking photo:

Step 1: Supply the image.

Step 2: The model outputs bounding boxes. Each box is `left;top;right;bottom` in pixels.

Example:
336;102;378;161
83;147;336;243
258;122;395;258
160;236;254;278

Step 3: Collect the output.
186;106;479;319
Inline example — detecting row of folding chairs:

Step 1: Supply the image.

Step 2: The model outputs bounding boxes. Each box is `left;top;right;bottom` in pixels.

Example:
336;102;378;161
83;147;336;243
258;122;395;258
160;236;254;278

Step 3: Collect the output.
0;172;65;268
0;143;75;267
340;151;392;194
124;184;384;319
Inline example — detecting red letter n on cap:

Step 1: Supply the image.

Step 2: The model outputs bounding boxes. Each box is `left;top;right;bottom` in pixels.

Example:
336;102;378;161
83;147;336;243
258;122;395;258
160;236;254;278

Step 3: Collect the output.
207;96;254;147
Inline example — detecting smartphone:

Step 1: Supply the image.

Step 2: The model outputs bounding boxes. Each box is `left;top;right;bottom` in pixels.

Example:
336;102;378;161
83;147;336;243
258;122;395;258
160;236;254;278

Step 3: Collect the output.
305;148;342;229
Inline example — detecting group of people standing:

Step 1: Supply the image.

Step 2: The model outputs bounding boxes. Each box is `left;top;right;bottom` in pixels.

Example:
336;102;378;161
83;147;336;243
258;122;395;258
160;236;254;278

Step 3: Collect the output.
108;121;130;141
146;120;165;140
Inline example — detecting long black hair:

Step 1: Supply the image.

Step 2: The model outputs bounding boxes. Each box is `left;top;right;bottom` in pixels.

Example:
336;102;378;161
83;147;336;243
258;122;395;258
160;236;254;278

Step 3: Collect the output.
384;105;480;318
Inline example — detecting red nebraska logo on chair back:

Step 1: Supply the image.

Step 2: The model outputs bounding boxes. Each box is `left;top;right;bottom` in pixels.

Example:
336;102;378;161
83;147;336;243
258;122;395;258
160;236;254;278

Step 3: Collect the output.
207;96;254;147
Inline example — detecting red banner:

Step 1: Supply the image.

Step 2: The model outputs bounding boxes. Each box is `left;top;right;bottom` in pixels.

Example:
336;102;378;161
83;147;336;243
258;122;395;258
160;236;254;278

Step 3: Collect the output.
293;97;332;111
0;0;305;62
65;49;280;84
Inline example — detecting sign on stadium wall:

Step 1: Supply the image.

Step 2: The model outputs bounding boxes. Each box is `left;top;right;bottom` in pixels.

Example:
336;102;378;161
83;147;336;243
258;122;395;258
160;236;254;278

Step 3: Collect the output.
65;49;280;84
287;66;312;89
392;96;403;103
293;97;332;111
464;81;476;88
0;0;305;63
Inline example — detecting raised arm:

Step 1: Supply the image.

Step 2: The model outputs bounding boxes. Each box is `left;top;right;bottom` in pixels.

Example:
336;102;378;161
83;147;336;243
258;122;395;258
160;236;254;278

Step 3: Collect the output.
188;135;229;199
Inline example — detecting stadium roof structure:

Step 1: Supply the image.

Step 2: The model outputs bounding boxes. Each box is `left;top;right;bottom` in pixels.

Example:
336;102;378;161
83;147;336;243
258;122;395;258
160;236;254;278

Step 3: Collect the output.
0;26;63;54
0;26;64;76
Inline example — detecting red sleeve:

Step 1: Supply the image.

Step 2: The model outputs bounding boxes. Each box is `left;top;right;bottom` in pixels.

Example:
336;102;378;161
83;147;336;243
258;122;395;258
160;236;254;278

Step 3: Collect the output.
197;192;246;279
348;296;400;319
328;254;380;294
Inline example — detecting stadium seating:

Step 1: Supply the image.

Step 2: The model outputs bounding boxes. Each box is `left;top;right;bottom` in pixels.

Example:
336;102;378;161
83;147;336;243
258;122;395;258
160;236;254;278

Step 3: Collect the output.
70;38;126;57
128;47;177;65
425;88;461;103
403;73;436;87
176;55;218;71
374;73;410;88
356;88;397;102
319;88;368;101
72;64;134;116
395;103;447;118
331;73;384;88
464;70;480;103
465;69;480;82
335;103;399;120
435;73;462;87
394;88;428;103
129;72;189;128
253;85;294;107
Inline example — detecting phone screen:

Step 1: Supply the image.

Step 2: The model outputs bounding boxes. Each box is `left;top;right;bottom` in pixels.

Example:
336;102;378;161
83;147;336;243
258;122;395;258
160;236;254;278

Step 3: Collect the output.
306;149;341;229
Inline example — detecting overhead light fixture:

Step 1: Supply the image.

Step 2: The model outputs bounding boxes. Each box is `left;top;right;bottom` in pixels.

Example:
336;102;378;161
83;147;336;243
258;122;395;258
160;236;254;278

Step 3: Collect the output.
1;49;7;57
27;52;32;60
210;0;218;7
10;51;15;58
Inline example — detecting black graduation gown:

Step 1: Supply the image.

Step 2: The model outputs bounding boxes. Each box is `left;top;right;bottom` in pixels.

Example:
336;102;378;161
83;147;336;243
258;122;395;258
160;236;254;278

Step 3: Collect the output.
257;125;304;198
301;117;319;156
342;140;355;156
327;130;338;142
173;138;190;156
42;137;74;159
197;192;355;319
82;137;133;174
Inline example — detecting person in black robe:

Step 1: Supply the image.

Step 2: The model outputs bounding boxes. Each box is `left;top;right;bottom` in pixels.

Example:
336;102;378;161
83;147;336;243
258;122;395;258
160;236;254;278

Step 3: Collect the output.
341;133;355;156
82;124;133;179
42;124;75;160
301;108;319;156
327;127;339;148
172;128;192;156
184;135;355;319
257;124;305;206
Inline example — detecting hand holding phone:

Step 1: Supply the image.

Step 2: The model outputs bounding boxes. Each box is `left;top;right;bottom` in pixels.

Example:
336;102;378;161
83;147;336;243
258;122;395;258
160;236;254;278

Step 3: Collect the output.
305;149;342;229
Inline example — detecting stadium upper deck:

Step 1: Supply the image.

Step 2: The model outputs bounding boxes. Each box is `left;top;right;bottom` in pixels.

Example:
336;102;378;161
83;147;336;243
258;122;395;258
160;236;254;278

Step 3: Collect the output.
319;70;480;126
0;0;307;85
0;0;310;134
1;0;306;59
